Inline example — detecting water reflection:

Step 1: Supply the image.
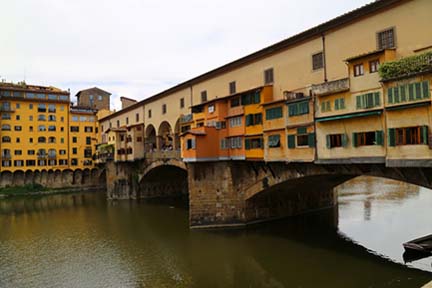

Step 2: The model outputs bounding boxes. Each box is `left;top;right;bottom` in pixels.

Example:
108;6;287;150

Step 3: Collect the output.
0;179;431;287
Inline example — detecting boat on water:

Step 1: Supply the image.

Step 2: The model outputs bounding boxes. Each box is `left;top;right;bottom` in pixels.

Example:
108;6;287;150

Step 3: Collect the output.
403;234;432;254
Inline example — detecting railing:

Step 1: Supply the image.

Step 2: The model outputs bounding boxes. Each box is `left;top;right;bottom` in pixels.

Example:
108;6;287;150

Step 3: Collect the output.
312;78;350;96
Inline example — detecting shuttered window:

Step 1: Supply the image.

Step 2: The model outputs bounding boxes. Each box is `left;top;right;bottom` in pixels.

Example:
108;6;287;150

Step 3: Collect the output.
287;131;315;149
388;126;429;146
352;131;383;147
356;92;380;109
326;134;348;149
334;98;345;110
268;135;281;148
266;107;283;120
388;81;430;104
245;138;263;150
288;101;309;117
245;113;262;126
321;101;331;112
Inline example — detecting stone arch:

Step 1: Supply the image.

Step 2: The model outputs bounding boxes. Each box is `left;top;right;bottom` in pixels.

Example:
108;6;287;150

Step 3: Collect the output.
145;124;157;152
82;168;91;185
158;121;173;151
62;169;74;186
13;170;25;186
73;169;83;185
0;171;13;187
24;170;34;185
141;159;187;179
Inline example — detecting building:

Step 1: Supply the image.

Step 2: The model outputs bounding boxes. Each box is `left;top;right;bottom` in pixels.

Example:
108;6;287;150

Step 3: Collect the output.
95;0;432;168
0;82;99;172
76;87;111;111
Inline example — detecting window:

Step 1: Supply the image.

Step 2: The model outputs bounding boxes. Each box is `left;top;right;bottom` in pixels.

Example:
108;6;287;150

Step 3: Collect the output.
26;160;36;166
377;28;395;50
186;138;196;150
326;134;348;148
230;97;240;107
72;148;77;154
136;113;140;122
162;104;167;114
84;148;92;158
98;95;103;101
48;115;56;121
16;103;20;109
38;137;46;143
229;81;236;94
38;125;46;132
47;125;55;132
201;91;207;103
117;120;120;127
369;60;380;73
72;116;79;122
268;135;281;148
1;113;11;120
245;113;262;126
388;126;428;146
1;124;11;131
80;116;87;122
1;149;11;157
61;138;64;143
180;98;185;109
208;104;215;113
388;81;430;104
38;103;46;112
354;64;364;77
86;137;91;145
27;93;35;99
148;109;152;118
266;107;283;120
60;106;64;111
14;150;22;155
137;136;143;142
287;127;316;149
29;115;33;121
29;138;33;143
60;116;64;122
72;137;77;143
321;101;331;112
334;98;345;110
28;150;35;155
353;131;384;147
48;149;56;157
241;91;260;105
38;115;46;121
230;137;242;149
356;92;380;109
2;160;11;167
229;116;242;127
48;94;57;100
14;160;24;167
288;101;309;116
2;136;11;143
312;52;324;70
220;138;229;150
59;150;67;155
48;104;56;112
245;137;263;150
59;159;68;165
264;68;274;84
16;137;20;143
70;126;79;132
126;117;129;125
16;115;20;120
29;103;33;109
14;126;22;131
71;159;78;166
85;126;93;132
29;126;33;132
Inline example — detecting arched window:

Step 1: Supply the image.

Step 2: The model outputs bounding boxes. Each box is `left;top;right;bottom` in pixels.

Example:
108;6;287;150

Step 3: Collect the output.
48;149;56;157
38;125;46;132
48;115;56;121
1;136;11;143
38;137;46;143
1;124;11;131
38;115;46;121
37;149;46;156
48;137;56;143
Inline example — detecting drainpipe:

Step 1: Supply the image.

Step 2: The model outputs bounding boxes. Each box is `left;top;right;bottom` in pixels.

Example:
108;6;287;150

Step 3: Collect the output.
322;34;328;82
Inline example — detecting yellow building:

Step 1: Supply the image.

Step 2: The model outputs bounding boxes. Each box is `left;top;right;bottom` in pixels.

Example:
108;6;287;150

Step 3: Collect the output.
0;82;98;172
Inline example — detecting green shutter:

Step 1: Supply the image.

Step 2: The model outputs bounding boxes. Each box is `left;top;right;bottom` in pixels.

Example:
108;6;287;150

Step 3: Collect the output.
388;128;396;147
388;88;394;104
352;132;358;147
288;104;295;116
422;126;429;145
300;101;309;114
400;85;407;102
422;81;430;98
408;83;415;101
308;133;315;148
341;134;348;147
394;88;400;103
297;127;307;134
356;96;361;109
335;98;339;110
326;101;331;111
254;91;260;104
288;135;295;149
374;92;380;107
321;102;326;112
375;130;384;146
415;82;422;99
326;135;331;149
340;98;345;109
245;114;252;126
367;93;374;108
245;139;250;150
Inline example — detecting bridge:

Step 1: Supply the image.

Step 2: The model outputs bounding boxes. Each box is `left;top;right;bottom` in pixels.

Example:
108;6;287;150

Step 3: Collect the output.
105;154;432;228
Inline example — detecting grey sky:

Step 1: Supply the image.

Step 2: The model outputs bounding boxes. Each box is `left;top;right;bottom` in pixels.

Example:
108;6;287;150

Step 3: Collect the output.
1;0;372;109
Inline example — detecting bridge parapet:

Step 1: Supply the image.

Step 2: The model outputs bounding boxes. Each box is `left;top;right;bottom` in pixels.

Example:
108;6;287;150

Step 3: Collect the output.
144;150;181;161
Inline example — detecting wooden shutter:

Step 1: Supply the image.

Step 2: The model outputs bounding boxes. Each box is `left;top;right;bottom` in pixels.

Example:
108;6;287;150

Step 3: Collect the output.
254;91;261;104
191;138;196;149
335;99;339;110
287;135;296;149
341;134;348;147
388;128;396;147
375;130;384;146
415;82;422;99
326;135;331;149
374;92;380;107
245;139;250;150
394;88;400;103
321;102;326;112
422;126;429;145
352;132;358;147
308;133;315;148
400;85;406;102
422;81;430;98
408;83;415;101
388;88;394;104
356;96;361;109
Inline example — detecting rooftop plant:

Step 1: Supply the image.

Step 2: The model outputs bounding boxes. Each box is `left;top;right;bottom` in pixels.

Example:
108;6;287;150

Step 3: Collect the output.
379;51;432;80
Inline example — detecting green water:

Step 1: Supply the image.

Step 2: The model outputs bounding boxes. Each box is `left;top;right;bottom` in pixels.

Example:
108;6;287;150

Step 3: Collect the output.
0;177;431;287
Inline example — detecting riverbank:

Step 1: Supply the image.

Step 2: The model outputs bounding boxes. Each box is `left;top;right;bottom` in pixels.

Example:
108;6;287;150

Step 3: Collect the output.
0;184;105;198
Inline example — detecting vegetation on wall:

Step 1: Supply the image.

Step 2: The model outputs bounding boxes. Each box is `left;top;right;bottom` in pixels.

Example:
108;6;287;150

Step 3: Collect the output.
379;51;432;80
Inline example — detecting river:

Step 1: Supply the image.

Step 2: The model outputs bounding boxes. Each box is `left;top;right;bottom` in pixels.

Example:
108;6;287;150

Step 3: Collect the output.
0;176;431;287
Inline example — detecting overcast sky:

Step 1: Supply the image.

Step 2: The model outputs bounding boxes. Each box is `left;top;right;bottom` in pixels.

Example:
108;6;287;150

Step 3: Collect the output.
1;0;372;109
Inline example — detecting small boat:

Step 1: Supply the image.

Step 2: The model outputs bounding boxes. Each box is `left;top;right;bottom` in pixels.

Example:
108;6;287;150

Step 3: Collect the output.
403;234;432;254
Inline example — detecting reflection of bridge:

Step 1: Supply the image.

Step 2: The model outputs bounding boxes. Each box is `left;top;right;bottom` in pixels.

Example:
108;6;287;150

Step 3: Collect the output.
107;154;432;228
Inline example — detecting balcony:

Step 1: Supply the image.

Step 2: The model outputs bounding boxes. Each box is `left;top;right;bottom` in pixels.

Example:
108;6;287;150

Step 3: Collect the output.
312;78;350;97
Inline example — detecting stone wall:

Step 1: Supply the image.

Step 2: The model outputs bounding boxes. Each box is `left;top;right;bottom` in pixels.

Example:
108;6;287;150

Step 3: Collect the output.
0;168;105;189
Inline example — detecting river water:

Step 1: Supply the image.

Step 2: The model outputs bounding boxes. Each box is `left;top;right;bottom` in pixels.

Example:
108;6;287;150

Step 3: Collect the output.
0;176;431;287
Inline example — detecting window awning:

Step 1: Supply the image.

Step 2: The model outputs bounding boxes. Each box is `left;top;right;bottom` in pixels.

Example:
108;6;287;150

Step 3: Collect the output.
385;101;431;111
316;110;382;122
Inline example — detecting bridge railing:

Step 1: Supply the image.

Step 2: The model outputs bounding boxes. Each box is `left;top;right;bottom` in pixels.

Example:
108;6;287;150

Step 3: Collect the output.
144;150;181;160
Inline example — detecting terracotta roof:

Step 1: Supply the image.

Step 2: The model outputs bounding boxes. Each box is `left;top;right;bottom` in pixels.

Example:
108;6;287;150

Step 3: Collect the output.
0;82;69;94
